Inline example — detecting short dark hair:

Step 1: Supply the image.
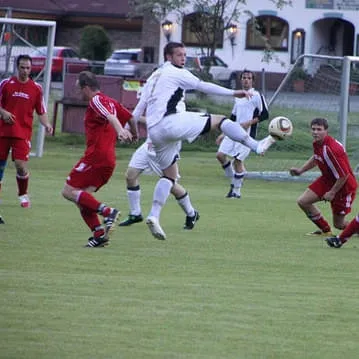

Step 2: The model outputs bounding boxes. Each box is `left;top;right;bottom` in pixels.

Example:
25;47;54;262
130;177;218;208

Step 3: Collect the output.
240;69;255;82
311;117;328;129
78;71;99;91
16;54;32;67
163;42;185;61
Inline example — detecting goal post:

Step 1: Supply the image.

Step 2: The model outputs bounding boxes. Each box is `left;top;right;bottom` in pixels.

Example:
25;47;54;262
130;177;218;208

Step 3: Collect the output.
0;17;56;157
248;53;359;182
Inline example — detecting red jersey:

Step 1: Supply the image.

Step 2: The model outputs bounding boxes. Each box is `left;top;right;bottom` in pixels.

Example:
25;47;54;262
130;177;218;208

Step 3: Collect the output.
82;92;132;167
313;135;357;193
0;76;46;140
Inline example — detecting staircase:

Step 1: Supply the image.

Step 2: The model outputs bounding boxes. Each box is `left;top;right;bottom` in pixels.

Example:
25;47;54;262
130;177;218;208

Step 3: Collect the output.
308;64;341;94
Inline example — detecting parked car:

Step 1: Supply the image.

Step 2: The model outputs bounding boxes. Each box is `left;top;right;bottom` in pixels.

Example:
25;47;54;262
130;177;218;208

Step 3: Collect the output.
104;48;156;79
30;46;90;81
185;54;239;89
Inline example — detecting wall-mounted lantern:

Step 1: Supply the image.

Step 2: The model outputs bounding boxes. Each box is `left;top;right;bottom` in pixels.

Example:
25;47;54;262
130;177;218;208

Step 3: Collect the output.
162;20;173;42
226;23;238;47
291;28;305;64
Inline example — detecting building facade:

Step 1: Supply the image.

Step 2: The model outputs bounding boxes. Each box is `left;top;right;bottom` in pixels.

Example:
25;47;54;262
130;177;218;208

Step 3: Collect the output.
162;0;359;74
2;1;358;78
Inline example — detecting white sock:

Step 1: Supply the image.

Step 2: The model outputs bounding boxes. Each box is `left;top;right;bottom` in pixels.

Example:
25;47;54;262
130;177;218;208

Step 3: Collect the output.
223;161;234;178
232;171;245;194
149;177;173;218
176;192;195;217
220;119;258;151
127;187;141;216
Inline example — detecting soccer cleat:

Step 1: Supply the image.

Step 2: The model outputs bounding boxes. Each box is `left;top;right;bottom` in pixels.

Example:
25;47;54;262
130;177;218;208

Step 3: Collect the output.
256;135;276;155
325;236;343;248
0;215;4;224
184;210;200;230
146;216;166;240
119;214;144;227
306;229;333;237
226;191;241;199
85;235;109;248
19;194;31;208
103;208;120;239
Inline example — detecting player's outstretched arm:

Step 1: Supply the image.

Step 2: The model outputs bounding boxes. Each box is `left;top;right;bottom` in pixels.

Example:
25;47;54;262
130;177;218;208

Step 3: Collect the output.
289;156;316;176
127;117;139;143
107;114;132;142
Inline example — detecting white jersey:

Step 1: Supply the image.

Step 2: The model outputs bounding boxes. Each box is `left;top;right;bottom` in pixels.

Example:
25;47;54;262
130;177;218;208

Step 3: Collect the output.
217;88;265;161
129;63;185;172
231;88;262;129
143;62;233;129
132;61;186;122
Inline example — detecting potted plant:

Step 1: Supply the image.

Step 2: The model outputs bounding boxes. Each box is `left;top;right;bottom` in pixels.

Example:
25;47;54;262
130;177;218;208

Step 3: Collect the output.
290;67;308;92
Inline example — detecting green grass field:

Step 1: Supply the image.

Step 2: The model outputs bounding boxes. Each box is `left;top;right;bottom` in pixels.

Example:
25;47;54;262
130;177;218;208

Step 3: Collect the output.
1;142;359;359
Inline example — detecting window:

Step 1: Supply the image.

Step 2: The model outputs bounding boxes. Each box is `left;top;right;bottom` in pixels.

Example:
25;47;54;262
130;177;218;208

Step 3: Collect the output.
13;25;47;46
200;56;227;67
246;15;288;51
143;47;154;63
182;12;224;48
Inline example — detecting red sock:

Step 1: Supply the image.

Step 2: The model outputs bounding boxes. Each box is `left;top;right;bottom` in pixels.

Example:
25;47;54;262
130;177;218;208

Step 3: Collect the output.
77;191;101;212
339;215;359;243
16;173;29;196
80;206;102;232
310;213;331;233
77;191;111;216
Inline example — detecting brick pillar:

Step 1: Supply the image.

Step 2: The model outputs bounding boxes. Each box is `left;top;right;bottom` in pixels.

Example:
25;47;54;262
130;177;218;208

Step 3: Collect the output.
141;14;161;64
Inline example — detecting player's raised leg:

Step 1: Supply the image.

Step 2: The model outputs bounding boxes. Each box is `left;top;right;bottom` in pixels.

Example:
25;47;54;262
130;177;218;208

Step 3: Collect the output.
210;115;276;155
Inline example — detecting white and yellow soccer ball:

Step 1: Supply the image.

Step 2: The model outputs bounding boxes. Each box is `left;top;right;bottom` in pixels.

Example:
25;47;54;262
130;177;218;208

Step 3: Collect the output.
268;116;293;140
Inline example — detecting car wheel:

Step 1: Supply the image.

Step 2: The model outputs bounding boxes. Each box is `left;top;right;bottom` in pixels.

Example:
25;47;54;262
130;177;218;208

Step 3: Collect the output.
229;73;238;90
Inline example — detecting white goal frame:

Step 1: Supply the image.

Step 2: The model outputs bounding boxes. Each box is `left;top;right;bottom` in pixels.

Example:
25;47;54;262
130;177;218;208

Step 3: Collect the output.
0;17;56;157
246;53;359;182
269;53;355;148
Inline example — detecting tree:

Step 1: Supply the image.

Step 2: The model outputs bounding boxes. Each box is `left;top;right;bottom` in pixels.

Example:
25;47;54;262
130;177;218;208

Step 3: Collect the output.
130;0;292;57
79;25;112;61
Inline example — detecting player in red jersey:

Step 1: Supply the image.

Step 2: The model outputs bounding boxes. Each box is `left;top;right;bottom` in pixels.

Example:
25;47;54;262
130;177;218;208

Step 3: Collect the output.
62;71;136;248
290;117;357;236
0;54;53;208
326;213;359;248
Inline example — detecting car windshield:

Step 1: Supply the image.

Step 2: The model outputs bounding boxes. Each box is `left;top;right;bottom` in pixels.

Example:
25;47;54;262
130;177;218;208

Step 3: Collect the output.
32;48;62;57
200;56;227;67
185;57;198;68
111;52;139;61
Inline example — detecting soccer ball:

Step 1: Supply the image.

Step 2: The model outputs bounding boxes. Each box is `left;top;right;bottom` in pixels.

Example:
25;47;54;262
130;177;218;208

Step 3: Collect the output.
268;116;293;140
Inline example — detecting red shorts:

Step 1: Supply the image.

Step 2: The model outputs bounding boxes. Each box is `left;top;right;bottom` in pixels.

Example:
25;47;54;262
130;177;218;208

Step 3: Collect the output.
66;160;115;191
309;176;356;215
0;137;31;161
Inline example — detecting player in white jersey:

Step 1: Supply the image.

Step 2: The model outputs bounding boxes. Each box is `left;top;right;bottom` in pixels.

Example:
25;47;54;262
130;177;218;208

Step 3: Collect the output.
216;70;269;198
144;42;277;240
119;67;199;229
0;214;4;224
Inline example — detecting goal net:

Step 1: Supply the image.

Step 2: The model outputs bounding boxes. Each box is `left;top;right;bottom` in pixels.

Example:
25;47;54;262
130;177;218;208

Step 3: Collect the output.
250;54;359;182
0;17;56;157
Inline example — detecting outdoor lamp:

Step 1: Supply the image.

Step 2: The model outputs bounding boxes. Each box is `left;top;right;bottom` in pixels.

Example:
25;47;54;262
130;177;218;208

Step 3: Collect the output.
226;23;238;47
162;20;173;42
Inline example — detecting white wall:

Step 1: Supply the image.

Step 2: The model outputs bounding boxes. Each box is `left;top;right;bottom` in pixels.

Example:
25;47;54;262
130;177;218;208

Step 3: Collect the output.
161;0;359;74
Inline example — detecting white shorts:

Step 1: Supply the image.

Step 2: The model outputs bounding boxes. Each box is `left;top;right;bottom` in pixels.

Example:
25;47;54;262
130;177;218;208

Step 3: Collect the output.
218;135;251;161
148;112;209;169
128;141;162;176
